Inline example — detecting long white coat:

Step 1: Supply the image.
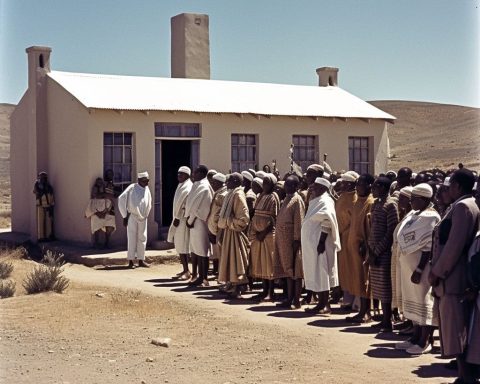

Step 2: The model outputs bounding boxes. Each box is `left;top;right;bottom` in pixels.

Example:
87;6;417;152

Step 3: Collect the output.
118;183;152;260
184;178;213;256
301;192;341;292
167;179;193;254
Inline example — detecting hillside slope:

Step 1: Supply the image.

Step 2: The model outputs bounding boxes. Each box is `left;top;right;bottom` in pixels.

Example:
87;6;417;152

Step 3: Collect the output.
370;100;480;171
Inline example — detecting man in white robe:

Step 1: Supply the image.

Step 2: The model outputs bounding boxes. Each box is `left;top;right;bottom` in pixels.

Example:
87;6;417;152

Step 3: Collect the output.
168;166;193;280
185;165;214;286
302;177;341;314
118;172;152;268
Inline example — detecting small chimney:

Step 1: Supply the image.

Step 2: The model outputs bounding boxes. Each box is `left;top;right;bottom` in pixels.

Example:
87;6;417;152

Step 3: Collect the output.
171;13;210;79
26;46;51;90
316;67;338;87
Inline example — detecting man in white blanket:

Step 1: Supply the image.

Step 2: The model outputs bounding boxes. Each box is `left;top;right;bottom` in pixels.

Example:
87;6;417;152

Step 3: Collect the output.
118;171;152;268
168;166;193;280
302;177;341;315
185;165;214;286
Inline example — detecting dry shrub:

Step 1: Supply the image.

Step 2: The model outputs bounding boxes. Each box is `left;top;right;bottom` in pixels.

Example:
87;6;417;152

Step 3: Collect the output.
0;279;16;298
22;250;69;294
0;260;13;279
0;246;27;260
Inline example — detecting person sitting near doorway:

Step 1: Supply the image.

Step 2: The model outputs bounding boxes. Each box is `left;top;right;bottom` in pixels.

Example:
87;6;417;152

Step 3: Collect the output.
85;177;116;249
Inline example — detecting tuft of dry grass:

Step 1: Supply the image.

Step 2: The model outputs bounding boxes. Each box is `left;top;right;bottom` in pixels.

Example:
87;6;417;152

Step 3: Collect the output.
22;250;69;294
0;259;13;279
0;279;16;298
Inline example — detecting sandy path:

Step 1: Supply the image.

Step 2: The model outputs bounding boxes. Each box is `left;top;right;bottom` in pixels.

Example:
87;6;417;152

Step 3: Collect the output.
59;262;455;383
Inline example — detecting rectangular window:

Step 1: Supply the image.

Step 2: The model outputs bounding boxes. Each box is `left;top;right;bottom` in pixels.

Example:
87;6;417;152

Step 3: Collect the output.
292;135;317;171
231;134;257;172
155;123;200;137
104;132;134;191
348;136;373;175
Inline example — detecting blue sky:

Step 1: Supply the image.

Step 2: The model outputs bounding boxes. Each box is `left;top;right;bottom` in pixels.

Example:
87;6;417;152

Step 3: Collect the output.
1;0;479;107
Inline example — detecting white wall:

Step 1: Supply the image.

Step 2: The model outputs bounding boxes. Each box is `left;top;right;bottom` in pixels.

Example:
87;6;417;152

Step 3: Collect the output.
42;83;389;245
10;93;31;234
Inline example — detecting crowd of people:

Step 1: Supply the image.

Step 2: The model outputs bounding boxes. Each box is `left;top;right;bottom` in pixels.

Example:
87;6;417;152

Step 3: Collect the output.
36;161;479;383
164;163;479;384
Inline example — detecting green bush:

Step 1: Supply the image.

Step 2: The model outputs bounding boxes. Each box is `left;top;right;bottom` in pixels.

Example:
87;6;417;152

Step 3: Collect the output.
22;251;69;294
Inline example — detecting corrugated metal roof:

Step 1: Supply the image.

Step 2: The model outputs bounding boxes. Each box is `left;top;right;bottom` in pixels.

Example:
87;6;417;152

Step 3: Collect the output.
47;71;395;121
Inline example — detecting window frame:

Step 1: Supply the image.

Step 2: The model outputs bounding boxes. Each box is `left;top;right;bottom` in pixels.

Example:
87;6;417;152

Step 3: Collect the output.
292;135;318;172
231;133;258;173
348;136;373;175
103;132;134;192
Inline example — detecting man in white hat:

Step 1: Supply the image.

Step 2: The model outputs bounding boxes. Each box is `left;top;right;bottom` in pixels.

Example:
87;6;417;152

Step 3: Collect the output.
185;165;214;286
301;177;340;314
168;166;193;280
118;171;152;268
207;173;228;277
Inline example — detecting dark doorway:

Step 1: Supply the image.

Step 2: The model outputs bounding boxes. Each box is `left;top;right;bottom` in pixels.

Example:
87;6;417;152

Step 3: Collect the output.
160;140;192;226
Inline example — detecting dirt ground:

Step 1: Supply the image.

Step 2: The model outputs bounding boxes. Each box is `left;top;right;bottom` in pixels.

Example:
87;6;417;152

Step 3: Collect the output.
0;256;458;384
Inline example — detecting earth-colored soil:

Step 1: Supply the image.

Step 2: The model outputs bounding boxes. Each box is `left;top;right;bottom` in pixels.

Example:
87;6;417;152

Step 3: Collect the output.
0;255;456;384
370;101;480;171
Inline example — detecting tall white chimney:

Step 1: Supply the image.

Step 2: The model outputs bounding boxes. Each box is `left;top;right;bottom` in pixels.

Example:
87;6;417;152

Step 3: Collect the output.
171;13;210;79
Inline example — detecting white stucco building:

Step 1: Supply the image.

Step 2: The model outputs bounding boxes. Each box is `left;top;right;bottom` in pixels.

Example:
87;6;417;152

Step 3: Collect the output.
10;13;395;246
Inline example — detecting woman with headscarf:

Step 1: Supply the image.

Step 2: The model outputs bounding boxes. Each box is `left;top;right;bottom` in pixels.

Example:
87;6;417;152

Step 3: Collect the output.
395;183;440;355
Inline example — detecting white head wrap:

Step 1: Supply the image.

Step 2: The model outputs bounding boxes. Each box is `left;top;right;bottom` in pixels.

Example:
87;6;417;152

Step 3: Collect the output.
255;171;267;179
207;169;217;176
411;183;433;198
178;166;191;176
387;170;397;178
307;164;324;172
241;171;253;182
253;177;263;187
137;171;149;179
212;173;226;183
263;173;277;185
314;177;331;189
443;177;451;186
341;171;359;183
399;186;413;198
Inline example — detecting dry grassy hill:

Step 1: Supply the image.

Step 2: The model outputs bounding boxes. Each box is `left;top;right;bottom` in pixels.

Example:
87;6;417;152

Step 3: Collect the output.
0;101;478;223
370;100;480;172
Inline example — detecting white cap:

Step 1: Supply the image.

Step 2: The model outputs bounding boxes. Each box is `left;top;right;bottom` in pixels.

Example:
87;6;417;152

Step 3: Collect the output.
207;169;217;175
212;173;226;183
253;177;263;187
307;164;324;172
412;183;433;198
255;171;267;179
138;171;149;179
399;186;413;198
241;171;253;182
314;177;331;189
340;171;359;183
264;173;278;185
178;166;191;176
